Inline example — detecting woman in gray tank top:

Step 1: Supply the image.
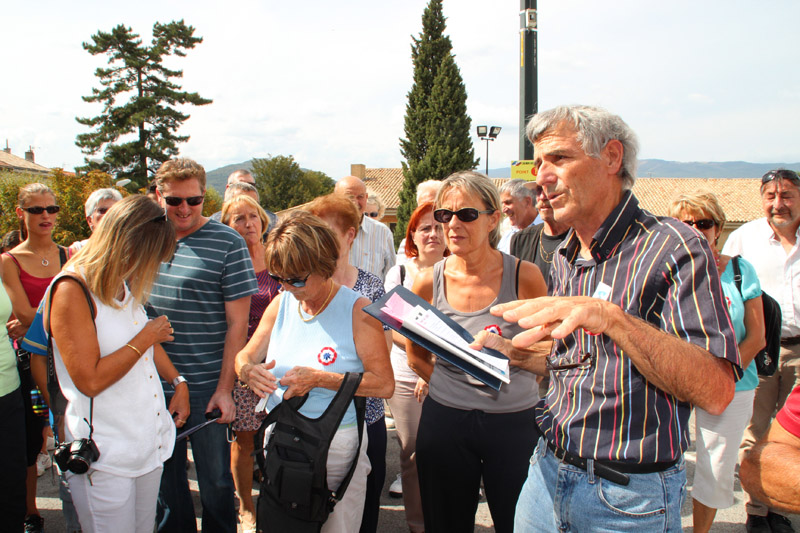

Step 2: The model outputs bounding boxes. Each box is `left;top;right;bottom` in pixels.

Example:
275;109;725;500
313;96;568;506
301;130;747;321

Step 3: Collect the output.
406;171;547;533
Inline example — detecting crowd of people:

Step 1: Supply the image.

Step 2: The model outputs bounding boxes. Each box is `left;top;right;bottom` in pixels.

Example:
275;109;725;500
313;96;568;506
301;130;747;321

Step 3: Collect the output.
0;104;799;533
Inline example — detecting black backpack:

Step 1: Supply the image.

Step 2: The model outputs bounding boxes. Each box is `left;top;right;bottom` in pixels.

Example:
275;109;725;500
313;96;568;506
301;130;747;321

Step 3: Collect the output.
732;256;781;377
255;372;365;533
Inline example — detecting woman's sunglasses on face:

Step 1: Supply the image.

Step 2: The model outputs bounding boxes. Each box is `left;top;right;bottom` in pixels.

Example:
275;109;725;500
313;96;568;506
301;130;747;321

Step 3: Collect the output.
433;207;495;224
682;219;715;230
21;205;60;215
268;272;311;288
163;196;204;207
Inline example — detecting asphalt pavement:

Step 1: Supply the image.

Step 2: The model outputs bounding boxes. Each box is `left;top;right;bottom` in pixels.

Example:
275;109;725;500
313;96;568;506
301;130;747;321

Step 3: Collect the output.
34;412;799;532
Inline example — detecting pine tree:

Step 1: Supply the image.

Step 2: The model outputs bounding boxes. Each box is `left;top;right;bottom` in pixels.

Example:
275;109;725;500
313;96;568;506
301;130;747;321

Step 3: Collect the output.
395;0;478;245
76;21;211;189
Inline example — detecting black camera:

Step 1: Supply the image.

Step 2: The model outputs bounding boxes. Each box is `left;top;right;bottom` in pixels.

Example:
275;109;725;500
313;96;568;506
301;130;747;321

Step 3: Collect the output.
54;438;100;474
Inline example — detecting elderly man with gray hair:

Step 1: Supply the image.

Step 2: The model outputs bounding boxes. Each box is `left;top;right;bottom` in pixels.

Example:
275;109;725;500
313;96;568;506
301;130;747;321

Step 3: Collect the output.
496;179;540;253
69;187;123;253
473;105;741;532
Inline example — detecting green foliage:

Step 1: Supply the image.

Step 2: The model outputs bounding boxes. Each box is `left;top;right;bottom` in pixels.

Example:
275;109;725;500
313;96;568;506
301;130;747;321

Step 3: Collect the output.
76;20;212;189
0;169;126;247
203;186;223;217
251;155;335;212
395;0;478;245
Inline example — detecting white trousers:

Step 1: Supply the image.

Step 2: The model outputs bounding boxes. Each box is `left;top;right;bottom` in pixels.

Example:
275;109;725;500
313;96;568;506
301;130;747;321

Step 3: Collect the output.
67;466;163;533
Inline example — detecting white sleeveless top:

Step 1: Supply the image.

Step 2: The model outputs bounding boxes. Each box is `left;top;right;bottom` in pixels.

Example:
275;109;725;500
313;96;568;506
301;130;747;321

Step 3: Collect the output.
52;272;175;477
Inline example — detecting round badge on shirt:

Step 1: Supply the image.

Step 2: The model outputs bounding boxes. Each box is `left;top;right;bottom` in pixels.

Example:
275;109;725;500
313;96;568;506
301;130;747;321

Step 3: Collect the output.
318;347;338;366
484;324;502;336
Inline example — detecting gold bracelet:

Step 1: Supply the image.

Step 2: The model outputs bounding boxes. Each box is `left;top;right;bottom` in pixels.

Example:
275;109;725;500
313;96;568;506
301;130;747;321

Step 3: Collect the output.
125;343;142;357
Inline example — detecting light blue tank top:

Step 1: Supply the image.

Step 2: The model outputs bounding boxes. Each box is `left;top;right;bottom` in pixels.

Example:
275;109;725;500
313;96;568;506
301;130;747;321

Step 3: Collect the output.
266;285;365;426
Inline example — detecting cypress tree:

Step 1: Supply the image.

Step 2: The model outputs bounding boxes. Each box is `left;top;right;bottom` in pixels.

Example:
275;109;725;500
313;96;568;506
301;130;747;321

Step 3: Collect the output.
396;0;478;245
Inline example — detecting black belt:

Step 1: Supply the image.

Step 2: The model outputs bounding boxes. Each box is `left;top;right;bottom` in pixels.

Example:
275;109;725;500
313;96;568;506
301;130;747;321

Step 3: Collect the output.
545;439;679;487
781;336;800;346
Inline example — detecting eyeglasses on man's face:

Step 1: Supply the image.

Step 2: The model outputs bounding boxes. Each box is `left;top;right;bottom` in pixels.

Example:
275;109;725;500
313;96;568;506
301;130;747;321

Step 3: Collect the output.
163;195;204;207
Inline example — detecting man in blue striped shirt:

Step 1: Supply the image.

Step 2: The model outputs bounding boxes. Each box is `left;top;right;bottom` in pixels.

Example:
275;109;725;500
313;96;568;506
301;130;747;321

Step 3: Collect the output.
150;159;258;532
483;106;741;532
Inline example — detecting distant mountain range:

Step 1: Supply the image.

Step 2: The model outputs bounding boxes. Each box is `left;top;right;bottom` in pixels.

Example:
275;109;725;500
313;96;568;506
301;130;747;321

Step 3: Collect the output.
206;159;798;191
487;160;799;179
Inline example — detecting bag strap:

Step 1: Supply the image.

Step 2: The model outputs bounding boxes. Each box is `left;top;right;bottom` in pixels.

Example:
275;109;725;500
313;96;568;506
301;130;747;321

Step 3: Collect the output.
399;265;406;286
45;274;98;429
261;372;365;504
731;255;743;296
58;246;68;267
515;258;522;297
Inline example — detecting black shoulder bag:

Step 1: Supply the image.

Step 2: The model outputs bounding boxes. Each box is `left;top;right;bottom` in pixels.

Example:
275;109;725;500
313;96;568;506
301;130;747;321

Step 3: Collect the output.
731;256;781;377
255;372;365;533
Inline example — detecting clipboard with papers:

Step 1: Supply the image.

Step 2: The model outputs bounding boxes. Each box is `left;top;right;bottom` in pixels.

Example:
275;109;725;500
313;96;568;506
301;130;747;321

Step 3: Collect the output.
363;285;510;391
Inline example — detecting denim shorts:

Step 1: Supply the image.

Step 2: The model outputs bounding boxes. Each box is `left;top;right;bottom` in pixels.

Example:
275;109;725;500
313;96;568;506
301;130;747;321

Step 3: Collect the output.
514;437;686;532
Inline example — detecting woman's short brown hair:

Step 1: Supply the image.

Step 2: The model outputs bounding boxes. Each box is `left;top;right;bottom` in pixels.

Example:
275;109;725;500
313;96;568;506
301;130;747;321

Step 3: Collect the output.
306;193;360;235
265;211;339;280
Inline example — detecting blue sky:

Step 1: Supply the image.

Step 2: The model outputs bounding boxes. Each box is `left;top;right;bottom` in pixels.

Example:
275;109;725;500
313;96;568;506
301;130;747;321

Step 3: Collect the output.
3;0;799;178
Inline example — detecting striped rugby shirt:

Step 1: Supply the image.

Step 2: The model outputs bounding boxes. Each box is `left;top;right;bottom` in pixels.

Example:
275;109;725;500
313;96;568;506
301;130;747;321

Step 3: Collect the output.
538;191;740;463
149;220;258;395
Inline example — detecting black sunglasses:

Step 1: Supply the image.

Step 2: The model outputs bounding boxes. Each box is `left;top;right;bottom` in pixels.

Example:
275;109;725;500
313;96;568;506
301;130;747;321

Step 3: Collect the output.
762;169;800;185
433;207;495;224
151;209;168;223
163;196;204;207
546;340;595;373
94;206;110;215
366;212;380;218
22;205;60;215
682;219;715;230
268;272;311;288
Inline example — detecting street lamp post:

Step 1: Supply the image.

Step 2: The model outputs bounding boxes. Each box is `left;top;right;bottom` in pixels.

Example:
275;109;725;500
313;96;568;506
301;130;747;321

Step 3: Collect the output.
476;125;501;176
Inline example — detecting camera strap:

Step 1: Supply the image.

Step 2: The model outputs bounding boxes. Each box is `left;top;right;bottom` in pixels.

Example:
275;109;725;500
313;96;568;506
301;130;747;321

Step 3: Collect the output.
46;273;98;438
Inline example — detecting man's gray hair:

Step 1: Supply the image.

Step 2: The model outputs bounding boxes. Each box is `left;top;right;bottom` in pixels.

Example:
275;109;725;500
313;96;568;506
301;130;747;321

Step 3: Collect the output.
224;181;259;202
416;180;442;204
227;169;254;185
499;179;535;201
526;105;639;189
84;188;123;217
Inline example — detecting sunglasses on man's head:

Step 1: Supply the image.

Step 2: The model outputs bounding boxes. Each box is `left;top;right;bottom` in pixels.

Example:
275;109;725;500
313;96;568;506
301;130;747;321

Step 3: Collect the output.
163;196;204;207
22;205;60;215
433;207;495;224
268;272;311;288
762;169;800;185
683;219;715;230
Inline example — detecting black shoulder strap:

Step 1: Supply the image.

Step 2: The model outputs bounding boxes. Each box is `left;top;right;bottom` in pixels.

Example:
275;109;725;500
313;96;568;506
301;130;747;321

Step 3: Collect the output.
58;246;68;267
399;265;406;286
515;258;522;297
45;274;97;335
731;255;743;296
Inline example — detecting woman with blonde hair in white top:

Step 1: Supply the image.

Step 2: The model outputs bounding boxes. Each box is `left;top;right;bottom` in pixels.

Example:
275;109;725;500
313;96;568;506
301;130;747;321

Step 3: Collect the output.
47;195;190;533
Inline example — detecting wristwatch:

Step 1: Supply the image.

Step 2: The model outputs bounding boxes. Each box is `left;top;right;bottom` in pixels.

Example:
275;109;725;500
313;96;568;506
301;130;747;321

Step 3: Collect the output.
171;375;187;389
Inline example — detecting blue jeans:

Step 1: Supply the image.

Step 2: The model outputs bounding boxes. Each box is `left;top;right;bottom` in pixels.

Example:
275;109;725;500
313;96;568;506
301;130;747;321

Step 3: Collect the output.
514;437;686;532
157;392;236;533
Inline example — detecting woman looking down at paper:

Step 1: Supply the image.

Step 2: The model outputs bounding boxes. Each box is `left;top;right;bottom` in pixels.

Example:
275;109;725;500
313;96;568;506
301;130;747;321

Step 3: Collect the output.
406;171;547;533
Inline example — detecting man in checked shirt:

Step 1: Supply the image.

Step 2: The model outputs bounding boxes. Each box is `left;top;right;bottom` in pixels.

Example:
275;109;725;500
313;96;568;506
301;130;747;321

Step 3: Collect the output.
474;105;741;532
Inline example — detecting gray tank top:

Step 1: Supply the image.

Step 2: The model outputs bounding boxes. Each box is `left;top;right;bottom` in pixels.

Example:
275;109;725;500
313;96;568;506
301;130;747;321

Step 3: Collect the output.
428;252;539;413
